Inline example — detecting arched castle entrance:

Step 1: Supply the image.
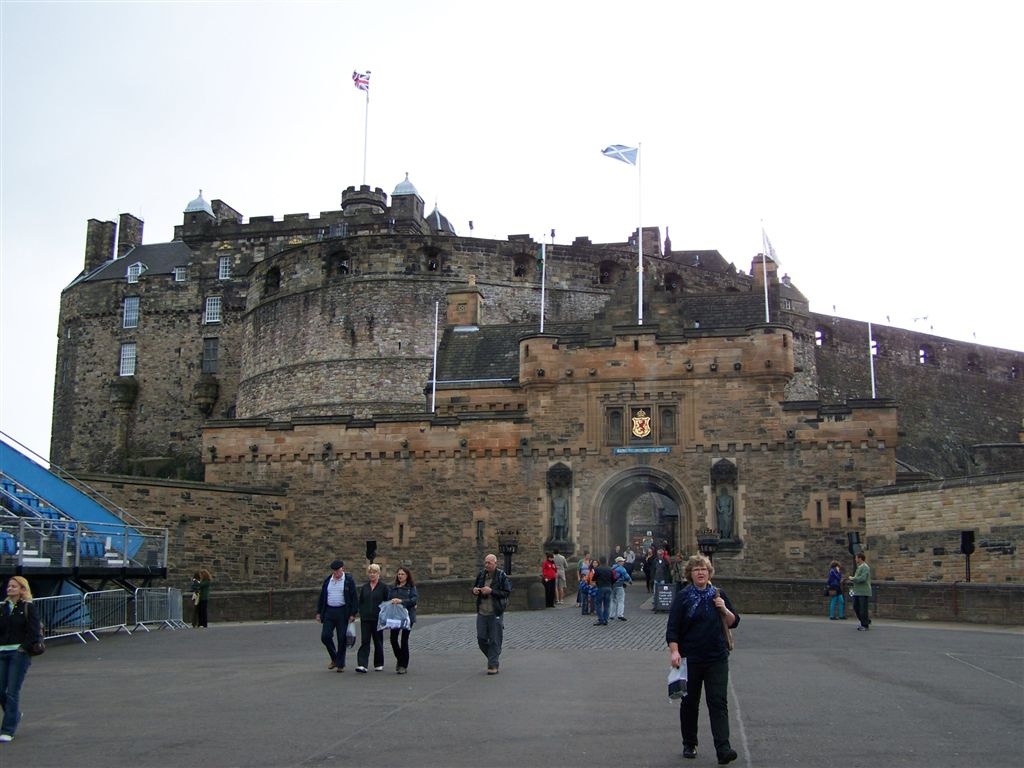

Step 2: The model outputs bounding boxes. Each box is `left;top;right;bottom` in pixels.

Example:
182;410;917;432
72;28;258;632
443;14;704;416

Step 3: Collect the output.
593;468;691;557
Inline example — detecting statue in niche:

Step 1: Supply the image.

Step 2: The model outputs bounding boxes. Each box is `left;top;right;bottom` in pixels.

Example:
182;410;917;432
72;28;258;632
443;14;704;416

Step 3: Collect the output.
551;486;569;541
715;487;735;540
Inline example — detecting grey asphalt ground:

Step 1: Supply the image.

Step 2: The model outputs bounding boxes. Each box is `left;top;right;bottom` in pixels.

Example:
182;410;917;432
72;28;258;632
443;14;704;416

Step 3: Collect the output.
3;588;1022;768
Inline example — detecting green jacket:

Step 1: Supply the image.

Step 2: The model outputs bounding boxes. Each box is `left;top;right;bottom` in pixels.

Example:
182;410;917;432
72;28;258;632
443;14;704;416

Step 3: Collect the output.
850;562;871;596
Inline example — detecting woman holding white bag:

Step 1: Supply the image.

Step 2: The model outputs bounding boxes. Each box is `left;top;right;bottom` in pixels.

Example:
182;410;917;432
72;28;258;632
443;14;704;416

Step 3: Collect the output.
386;567;417;675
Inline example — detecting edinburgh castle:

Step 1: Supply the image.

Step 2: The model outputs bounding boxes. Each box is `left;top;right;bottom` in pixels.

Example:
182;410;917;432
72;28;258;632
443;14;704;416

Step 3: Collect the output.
51;177;1023;589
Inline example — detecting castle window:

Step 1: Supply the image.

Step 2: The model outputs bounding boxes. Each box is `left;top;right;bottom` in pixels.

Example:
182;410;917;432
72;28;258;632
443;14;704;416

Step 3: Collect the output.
513;254;533;279
918;344;933;365
476;520;485;543
815;328;828;347
660;407;677;443
870;338;878;357
606;408;624;446
781;298;792;310
202;338;219;374
204;296;222;324
123;296;139;329
815;500;822;524
598;260;617;285
126;262;144;283
1011;365;1020;381
265;267;281;295
665;273;681;292
119;342;137;376
173;266;188;282
965;353;982;373
218;256;232;280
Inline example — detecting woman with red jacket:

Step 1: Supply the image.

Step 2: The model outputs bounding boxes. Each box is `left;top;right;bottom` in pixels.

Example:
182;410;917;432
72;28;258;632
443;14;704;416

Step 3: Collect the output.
541;552;558;608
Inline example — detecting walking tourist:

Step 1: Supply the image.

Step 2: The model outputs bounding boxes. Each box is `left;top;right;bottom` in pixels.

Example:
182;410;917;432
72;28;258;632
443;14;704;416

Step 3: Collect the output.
387;567;418;674
552;548;568;604
542;552;558;608
473;553;512;675
195;568;212;628
666;555;740;765
316;559;357;671
0;576;43;743
355;563;388;672
590;558;614;626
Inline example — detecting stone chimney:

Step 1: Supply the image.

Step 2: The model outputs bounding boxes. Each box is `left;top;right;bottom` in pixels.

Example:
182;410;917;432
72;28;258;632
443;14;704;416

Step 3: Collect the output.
447;275;484;327
117;213;144;259
751;253;779;288
84;218;117;273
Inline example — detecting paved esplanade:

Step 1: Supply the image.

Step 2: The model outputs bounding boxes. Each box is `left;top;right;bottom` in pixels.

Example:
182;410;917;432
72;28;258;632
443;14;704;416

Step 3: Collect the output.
9;588;1022;768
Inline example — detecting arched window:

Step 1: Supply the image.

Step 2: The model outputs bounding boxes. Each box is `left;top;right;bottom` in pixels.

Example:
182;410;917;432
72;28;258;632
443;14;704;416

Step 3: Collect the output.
606;408;623;446
660;407;676;443
664;273;681;292
598;260;619;285
265;267;281;296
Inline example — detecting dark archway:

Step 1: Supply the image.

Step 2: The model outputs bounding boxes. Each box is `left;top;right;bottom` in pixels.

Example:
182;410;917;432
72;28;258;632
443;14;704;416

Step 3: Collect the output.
593;468;691;558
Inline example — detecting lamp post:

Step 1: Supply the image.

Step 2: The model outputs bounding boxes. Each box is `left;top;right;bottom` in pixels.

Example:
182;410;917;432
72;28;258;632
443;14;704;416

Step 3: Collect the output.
497;529;520;575
696;528;721;565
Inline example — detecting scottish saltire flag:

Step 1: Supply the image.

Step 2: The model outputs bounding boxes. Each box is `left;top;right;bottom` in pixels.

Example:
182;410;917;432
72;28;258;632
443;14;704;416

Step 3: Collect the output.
602;145;638;165
353;70;371;92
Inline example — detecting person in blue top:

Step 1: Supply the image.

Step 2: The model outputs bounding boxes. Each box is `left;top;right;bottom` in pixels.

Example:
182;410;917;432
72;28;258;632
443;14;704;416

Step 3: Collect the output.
316;559;358;672
666;555;740;765
387;566;418;674
827;560;846;620
610;556;632;621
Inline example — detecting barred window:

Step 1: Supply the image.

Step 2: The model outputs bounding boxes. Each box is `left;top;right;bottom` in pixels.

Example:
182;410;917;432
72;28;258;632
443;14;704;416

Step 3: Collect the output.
126;262;144;283
218;256;232;280
123;296;139;328
202;337;219;374
204;296;222;324
119;342;137;376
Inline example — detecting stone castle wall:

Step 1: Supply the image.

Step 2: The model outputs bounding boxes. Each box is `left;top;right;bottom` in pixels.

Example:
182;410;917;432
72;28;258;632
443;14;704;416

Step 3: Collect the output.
866;472;1023;583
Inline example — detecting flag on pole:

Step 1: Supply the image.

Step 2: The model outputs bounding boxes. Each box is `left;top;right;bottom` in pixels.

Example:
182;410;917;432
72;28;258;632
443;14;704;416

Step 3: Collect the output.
602;145;638;165
761;226;781;266
353;70;371;92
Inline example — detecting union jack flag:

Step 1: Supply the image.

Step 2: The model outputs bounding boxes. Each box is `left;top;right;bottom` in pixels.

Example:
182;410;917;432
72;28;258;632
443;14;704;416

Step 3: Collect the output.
352;70;371;92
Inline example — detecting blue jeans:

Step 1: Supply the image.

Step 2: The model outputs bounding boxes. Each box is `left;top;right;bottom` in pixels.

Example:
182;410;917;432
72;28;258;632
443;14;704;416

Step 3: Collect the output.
0;649;30;736
595;587;612;624
828;592;845;618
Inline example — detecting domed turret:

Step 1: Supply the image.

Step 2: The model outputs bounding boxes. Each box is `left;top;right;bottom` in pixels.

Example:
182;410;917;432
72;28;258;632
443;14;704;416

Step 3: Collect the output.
391;173;424;223
184;189;214;216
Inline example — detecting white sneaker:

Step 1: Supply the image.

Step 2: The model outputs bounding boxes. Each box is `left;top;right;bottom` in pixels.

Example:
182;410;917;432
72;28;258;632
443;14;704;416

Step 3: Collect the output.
355;666;368;673
374;666;384;671
0;734;13;743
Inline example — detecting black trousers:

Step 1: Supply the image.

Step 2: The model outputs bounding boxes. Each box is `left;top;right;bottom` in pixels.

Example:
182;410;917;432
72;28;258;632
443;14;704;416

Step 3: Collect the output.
853;595;871;628
389;628;410;669
680;658;731;755
320;606;349;667
543;579;556;607
357;619;384;668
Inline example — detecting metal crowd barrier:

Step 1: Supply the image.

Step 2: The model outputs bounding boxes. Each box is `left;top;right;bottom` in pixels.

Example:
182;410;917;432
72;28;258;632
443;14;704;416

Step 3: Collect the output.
33;587;190;643
133;587;188;631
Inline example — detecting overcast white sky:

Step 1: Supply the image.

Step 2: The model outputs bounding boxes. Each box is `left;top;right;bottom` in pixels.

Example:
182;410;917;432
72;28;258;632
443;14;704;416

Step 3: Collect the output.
2;1;1022;461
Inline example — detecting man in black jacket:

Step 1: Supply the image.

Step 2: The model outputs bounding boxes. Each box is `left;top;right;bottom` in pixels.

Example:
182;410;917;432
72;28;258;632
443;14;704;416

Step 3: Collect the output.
316;560;357;671
472;553;512;675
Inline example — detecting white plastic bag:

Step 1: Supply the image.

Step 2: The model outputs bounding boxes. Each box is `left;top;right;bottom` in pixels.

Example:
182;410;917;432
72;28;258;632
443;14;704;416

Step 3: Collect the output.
346;621;357;648
377;602;411;632
668;659;688;700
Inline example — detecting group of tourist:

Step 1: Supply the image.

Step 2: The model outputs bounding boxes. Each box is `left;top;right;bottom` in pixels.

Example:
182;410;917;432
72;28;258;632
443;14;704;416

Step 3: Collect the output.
316;553;512;676
316;559;418;674
825;552;873;629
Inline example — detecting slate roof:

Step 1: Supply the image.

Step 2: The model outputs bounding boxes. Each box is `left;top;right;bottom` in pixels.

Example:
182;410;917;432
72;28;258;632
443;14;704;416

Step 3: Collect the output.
74;241;194;285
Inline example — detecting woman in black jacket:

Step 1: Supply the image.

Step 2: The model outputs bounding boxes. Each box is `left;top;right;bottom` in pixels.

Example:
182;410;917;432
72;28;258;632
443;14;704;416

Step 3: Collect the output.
0;576;42;742
355;563;388;672
386;567;418;674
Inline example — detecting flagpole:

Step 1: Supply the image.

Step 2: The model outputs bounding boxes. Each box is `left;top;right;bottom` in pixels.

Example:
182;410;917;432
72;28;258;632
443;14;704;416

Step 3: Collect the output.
868;321;877;399
431;300;439;413
637;143;643;326
362;86;370;186
539;242;546;334
761;225;770;323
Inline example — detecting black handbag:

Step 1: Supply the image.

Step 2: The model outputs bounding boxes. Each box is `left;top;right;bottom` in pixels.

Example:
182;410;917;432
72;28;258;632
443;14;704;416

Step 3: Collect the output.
27;640;45;656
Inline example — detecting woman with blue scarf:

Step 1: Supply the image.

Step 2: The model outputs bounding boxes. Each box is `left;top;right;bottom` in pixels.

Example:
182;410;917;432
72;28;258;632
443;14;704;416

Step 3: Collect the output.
666;555;740;765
